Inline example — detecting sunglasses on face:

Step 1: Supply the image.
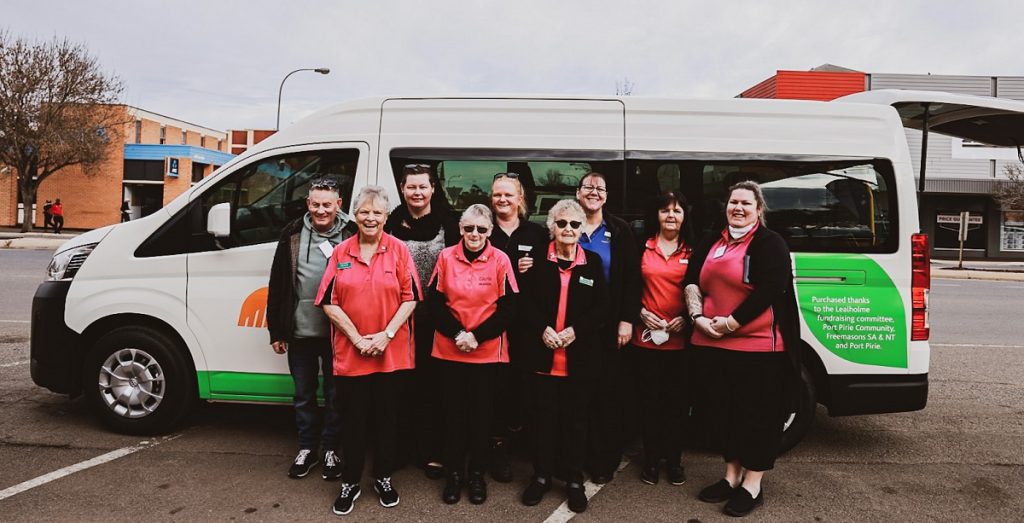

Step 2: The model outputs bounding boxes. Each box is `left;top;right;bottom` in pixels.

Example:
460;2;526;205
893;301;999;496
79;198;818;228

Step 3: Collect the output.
310;178;338;190
493;172;520;180
554;219;582;229
403;163;431;175
462;225;490;234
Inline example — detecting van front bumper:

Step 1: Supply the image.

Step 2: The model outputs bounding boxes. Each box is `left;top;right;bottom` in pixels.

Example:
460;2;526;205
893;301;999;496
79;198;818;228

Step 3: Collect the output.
30;281;82;395
827;373;928;416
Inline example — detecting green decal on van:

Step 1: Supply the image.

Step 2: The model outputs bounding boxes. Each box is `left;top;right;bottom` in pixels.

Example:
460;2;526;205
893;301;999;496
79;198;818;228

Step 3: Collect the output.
794;253;907;368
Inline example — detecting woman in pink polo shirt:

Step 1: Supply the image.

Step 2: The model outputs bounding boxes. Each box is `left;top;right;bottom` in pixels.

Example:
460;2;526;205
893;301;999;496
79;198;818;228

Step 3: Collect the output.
630;191;694;487
317;185;421;516
427;204;519;505
683;181;800;518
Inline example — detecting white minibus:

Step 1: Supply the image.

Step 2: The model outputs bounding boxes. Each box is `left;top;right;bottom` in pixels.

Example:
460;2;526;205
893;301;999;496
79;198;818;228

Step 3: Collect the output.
32;92;1024;449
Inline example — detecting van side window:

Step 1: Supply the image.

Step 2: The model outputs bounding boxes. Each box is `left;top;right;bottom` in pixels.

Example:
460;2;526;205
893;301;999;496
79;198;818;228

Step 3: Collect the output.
627;158;898;253
390;153;624;225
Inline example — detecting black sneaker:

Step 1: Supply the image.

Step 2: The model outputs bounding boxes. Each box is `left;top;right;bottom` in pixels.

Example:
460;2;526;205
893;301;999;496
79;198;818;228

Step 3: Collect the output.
332;483;360;515
442;471;462;504
699;479;738;503
374;476;400;508
322;450;342;481
667;464;687;486
566;482;588;513
467;471;487;505
521;476;551;506
640;463;659;485
288;449;319;479
723;486;763;517
490;440;513;483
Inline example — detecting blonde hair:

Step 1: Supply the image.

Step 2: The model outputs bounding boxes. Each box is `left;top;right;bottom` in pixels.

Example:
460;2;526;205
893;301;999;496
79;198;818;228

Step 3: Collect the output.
461;204;493;224
491;175;528;218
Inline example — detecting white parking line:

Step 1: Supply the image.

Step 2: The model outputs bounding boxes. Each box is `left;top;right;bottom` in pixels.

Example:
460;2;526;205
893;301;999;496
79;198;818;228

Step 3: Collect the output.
0;360;28;368
542;457;632;523
932;343;1024;349
0;434;181;501
0;320;30;324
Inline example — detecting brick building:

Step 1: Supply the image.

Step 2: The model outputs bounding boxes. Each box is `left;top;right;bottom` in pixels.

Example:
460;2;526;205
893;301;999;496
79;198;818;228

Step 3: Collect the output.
229;129;276;156
740;65;1024;260
1;105;234;230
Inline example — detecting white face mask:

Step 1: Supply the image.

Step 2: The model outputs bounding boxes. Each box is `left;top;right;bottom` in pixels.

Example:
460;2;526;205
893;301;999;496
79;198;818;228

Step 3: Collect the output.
642;328;671;346
728;223;755;239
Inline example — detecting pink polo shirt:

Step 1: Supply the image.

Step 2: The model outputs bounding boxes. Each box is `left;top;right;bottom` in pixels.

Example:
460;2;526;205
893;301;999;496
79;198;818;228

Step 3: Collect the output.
632;237;690;350
691;225;785;353
430;241;519;364
317;233;422;376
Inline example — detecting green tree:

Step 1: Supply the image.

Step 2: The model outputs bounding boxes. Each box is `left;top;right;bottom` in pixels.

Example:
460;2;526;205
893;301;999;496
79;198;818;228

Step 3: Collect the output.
0;31;125;231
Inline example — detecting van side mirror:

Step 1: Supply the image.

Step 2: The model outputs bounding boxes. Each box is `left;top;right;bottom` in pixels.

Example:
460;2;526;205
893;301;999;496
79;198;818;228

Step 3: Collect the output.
207;202;232;238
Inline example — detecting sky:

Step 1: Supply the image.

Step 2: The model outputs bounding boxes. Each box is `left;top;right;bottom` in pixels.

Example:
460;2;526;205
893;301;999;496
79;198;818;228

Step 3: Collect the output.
5;0;1022;132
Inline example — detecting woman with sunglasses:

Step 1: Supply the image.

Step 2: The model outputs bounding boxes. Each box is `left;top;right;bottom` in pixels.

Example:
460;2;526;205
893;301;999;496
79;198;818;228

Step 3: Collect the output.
518;199;608;514
385;163;460;479
630;191;694;487
486;172;548;482
426;204;519;505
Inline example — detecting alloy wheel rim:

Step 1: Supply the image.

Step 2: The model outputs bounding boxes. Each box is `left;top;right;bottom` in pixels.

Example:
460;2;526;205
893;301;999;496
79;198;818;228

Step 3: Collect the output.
97;348;165;418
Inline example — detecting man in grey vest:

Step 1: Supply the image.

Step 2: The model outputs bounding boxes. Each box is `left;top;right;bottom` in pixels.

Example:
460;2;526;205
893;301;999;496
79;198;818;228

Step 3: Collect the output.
267;178;355;480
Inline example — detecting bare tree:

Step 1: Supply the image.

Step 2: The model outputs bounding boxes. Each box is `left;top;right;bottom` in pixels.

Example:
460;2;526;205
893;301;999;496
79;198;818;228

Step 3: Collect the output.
993;163;1024;211
0;31;125;231
615;77;635;96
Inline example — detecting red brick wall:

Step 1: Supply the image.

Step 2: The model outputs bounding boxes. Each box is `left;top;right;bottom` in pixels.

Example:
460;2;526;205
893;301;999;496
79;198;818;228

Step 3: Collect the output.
163;157;192;206
253;130;275;144
1;168;17;226
185;130;202;146
139;119;161;144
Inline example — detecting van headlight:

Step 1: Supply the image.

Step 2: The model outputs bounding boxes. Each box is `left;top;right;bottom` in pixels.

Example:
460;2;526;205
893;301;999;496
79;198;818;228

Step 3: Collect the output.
46;243;98;281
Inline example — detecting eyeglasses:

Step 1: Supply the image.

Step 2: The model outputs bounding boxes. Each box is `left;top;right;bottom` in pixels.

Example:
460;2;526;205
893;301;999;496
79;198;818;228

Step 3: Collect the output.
462;225;490;234
403;163;431;175
310;178;338;190
580;184;607;194
554;219;582;229
493;172;520;180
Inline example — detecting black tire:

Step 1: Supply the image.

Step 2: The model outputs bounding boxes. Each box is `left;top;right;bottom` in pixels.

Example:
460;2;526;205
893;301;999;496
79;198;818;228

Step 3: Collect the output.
82;326;196;435
779;363;816;454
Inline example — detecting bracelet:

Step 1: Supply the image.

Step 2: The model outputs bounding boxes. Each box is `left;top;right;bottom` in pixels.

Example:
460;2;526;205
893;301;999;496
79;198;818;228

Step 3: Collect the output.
724;317;737;333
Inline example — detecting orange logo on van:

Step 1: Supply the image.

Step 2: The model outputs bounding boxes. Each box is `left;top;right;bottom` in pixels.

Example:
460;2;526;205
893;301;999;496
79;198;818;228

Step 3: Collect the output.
238;287;269;328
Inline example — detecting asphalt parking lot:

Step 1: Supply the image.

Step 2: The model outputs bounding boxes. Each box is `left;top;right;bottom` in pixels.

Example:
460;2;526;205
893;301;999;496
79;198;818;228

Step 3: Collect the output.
0;248;1022;522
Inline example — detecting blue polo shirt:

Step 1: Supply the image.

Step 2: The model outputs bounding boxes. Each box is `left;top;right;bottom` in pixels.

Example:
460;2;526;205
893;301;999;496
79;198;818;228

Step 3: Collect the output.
579;220;612;282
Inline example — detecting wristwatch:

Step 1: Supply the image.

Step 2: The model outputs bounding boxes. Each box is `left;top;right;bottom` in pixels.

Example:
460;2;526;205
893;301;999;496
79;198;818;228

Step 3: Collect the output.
385;329;396;340
690;313;704;321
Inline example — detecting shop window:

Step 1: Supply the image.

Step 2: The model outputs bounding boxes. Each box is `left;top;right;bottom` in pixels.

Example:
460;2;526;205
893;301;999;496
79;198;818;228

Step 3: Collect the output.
1001;211;1024;251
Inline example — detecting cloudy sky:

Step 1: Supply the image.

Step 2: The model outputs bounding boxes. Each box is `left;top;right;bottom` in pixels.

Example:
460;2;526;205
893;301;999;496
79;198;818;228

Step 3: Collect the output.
6;0;1021;131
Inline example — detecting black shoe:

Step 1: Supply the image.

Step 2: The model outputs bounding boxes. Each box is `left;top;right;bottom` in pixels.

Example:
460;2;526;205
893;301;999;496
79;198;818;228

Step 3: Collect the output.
723;487;763;517
373;477;400;508
322;450;342;481
521;476;551;506
566;482;588;513
467;471;487;504
288;449;319;479
332;483;360;515
590;470;613;484
424;462;445;480
667;464;686;486
442;471;462;504
640;463;659;485
490;440;513;483
699;479;738;503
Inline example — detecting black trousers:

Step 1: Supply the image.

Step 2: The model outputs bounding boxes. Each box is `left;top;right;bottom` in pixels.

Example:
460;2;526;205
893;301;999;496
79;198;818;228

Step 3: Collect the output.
693;346;787;472
402;311;444;467
336;371;402;483
531;374;592;483
441;360;500;473
587;341;636;475
52;215;64;234
631;347;689;466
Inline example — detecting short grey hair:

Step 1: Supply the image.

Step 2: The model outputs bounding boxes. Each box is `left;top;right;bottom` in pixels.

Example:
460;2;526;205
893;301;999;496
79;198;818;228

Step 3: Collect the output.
546;199;585;238
353;185;390;211
460;204;492;225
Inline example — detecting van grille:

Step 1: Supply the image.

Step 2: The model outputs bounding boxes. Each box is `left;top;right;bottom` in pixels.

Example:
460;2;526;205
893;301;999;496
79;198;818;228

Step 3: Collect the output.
65;252;89;279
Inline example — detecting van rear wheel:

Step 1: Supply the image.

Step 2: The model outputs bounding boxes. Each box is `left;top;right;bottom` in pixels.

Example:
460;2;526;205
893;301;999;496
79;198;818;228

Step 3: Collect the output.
779;363;816;453
83;326;195;435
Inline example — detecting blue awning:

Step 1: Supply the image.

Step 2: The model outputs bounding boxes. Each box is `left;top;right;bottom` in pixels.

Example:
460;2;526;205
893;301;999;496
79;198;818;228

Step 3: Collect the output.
124;144;235;166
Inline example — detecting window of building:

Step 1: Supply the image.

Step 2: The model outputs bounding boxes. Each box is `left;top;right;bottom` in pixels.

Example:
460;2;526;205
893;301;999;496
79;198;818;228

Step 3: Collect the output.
200;136;206;148
159;126;166;145
1001;210;1024;251
134;120;142;144
181;130;187;145
192;162;206;183
123;160;165;182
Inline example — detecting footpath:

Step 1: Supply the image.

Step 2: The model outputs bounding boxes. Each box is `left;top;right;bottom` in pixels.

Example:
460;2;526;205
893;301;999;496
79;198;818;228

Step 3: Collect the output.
2;229;1023;282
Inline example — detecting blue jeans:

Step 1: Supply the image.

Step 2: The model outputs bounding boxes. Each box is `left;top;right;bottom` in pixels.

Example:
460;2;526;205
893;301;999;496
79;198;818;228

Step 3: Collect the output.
287;338;339;451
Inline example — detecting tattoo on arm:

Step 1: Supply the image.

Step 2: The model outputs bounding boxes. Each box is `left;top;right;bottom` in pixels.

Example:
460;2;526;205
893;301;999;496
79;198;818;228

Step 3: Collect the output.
684;284;703;317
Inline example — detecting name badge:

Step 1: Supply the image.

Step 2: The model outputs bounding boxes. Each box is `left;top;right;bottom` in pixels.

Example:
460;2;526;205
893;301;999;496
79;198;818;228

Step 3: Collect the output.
603;230;612;238
712;245;727;259
318;240;334;258
518;244;533;253
337;262;352;270
579;276;594;287
680;258;689;264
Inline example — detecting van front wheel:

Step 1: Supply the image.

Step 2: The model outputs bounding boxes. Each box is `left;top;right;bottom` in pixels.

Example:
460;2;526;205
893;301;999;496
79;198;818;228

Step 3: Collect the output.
83;326;195;435
779;363;816;453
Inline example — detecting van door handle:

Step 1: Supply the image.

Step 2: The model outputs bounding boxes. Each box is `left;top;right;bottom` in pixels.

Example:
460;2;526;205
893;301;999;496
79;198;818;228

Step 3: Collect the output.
794;269;866;285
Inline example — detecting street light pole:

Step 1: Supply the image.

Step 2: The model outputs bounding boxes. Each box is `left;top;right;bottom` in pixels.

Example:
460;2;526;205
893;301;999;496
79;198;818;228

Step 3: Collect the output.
276;67;330;130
